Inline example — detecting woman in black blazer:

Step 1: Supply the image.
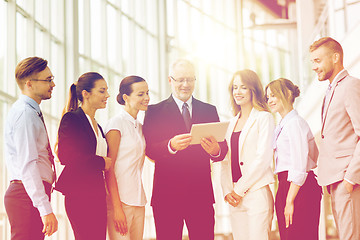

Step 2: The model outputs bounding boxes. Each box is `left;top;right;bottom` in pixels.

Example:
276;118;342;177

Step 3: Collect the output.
55;72;111;240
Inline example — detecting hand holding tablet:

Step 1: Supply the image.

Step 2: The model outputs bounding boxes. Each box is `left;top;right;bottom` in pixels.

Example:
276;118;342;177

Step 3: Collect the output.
189;121;230;145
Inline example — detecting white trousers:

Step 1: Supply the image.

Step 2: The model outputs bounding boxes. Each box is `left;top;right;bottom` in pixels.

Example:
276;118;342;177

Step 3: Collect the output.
229;185;274;240
107;202;145;240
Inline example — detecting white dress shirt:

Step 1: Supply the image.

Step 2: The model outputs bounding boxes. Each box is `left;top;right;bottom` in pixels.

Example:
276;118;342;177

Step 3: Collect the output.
172;94;193;117
4;95;54;216
168;95;193;154
85;114;108;157
105;108;147;206
273;110;318;186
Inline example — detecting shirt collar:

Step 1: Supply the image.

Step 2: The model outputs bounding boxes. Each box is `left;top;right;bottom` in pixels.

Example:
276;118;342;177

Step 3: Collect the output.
20;94;41;114
279;109;297;128
120;107;139;127
330;69;347;87
172;94;193;109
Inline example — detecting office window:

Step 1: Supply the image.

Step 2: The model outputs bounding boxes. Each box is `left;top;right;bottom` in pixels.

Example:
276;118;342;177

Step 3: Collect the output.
78;0;86;55
16;12;27;61
135;26;146;76
346;1;360;31
90;0;103;61
146;0;157;35
51;0;64;40
134;0;145;27
0;1;4;88
121;15;131;72
35;0;50;30
0;0;299;238
107;4;121;71
334;9;345;39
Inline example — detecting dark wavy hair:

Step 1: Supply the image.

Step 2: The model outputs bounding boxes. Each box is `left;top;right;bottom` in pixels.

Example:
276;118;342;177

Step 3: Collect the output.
117;75;146;105
66;72;104;112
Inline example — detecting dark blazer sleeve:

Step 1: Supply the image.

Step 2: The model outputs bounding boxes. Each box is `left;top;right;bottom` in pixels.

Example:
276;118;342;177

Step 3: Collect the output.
57;111;105;170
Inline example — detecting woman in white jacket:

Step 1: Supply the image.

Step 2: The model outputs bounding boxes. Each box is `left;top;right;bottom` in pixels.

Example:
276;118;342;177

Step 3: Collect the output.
221;69;275;240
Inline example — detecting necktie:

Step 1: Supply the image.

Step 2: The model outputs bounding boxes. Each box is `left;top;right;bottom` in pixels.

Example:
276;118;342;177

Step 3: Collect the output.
182;103;191;132
38;111;56;180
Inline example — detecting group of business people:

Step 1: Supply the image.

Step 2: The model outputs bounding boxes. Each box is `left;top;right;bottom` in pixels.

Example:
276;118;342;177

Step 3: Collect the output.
220;37;360;240
4;36;360;240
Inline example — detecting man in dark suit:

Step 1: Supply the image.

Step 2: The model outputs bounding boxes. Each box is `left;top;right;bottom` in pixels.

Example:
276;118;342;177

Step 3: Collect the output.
143;59;228;240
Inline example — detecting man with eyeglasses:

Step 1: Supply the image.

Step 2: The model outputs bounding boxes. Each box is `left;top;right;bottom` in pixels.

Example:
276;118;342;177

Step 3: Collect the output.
4;57;58;239
143;59;228;239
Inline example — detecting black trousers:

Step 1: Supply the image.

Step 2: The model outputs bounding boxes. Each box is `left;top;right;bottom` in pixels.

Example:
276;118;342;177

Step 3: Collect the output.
275;171;322;240
152;201;215;240
65;191;107;240
4;181;52;240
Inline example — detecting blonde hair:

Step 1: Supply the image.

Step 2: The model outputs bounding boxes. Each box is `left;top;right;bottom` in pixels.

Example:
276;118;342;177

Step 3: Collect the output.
229;69;269;116
309;37;343;63
265;78;300;109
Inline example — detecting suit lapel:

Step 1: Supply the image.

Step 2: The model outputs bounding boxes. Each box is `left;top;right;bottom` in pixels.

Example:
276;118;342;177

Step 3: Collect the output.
166;96;188;132
191;98;201;124
321;71;348;135
77;107;97;142
238;108;257;153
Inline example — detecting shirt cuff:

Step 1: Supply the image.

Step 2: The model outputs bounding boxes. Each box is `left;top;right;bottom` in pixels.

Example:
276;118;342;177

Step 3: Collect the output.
37;201;53;217
344;178;355;185
210;149;221;158
233;182;248;197
287;170;308;186
168;140;177;154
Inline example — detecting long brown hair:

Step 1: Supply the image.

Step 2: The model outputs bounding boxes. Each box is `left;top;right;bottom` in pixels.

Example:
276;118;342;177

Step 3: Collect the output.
229;69;269;116
65;72;104;113
117;75;146;105
56;72;104;156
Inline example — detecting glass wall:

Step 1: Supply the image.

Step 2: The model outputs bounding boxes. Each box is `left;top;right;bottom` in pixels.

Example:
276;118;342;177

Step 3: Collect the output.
0;0;296;239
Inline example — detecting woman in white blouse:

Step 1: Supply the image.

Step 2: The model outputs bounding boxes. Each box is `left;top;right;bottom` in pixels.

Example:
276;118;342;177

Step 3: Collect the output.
105;76;149;240
265;78;321;240
221;70;275;240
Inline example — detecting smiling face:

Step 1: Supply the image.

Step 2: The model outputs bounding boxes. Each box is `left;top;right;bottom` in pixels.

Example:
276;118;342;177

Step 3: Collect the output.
169;61;196;102
124;81;150;111
310;46;337;82
29;66;55;103
232;75;252;108
266;87;284;115
85;79;110;110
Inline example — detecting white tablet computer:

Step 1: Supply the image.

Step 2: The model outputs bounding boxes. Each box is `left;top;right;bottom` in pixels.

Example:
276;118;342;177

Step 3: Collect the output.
189;121;230;145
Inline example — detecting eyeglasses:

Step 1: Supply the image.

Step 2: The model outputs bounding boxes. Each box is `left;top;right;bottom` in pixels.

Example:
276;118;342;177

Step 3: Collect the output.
170;76;196;84
31;76;55;83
